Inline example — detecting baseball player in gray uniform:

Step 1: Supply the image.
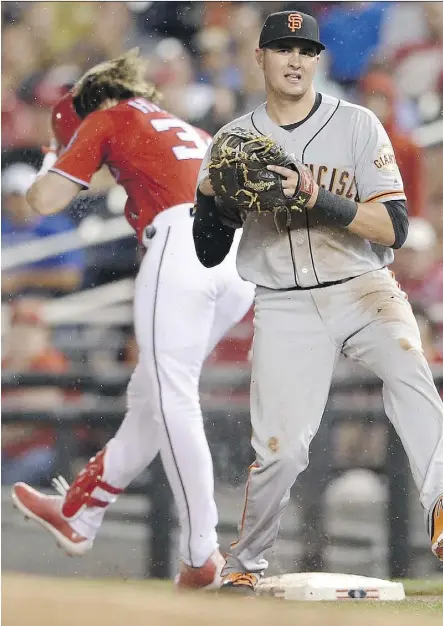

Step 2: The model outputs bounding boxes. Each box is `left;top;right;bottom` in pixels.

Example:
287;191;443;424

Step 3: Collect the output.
193;11;443;594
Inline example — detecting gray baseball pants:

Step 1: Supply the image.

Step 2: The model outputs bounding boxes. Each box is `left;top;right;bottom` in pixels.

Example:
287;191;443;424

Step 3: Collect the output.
223;268;443;575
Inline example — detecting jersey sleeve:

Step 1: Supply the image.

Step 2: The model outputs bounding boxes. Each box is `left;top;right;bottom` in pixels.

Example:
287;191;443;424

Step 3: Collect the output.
353;109;406;205
50;112;112;188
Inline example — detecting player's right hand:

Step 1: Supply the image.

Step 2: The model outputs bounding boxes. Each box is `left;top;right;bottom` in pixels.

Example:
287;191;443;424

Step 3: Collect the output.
267;164;300;198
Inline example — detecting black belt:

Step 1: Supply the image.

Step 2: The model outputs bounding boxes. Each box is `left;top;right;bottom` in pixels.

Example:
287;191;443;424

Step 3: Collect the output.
273;275;357;292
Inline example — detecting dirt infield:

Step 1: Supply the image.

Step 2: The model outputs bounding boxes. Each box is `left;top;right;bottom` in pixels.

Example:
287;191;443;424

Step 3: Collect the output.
3;573;442;626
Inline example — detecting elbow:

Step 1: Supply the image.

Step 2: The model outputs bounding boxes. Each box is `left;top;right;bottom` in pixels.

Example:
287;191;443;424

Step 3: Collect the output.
391;229;408;249
384;200;409;249
390;216;409;249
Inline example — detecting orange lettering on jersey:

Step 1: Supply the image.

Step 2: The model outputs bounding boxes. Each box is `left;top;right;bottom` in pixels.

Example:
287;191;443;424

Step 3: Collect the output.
288;13;303;32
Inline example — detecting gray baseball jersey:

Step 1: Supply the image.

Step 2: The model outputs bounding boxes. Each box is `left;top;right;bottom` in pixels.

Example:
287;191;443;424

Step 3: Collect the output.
198;93;406;289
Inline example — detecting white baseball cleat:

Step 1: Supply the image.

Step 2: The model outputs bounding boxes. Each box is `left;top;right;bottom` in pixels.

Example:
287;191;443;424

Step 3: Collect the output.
175;549;225;591
11;481;93;557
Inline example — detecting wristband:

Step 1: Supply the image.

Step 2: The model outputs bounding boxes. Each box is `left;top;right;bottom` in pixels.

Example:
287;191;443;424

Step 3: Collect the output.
313;186;357;226
37;151;58;178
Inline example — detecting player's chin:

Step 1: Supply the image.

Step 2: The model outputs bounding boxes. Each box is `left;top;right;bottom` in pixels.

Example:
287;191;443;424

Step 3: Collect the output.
280;83;306;99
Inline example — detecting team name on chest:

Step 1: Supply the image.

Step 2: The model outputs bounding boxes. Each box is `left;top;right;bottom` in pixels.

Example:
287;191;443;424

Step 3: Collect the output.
307;164;358;200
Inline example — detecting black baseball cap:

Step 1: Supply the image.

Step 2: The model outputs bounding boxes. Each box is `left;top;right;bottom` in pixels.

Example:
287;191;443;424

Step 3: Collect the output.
259;11;325;51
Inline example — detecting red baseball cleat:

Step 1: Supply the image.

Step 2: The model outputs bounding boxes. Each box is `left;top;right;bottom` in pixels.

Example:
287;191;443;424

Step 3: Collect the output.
11;481;93;557
175;550;225;590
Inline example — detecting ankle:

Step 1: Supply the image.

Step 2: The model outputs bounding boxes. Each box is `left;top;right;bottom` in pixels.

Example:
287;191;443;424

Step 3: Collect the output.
60;450;123;520
68;506;106;540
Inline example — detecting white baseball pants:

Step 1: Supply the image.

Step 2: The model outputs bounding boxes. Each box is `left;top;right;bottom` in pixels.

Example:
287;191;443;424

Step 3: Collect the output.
70;204;255;566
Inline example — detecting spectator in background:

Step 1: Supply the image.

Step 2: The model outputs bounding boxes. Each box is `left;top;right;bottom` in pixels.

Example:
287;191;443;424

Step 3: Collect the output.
194;85;240;136
2;23;42;94
359;70;426;218
2;22;46;149
193;3;266;134
319;1;388;91
75;2;137;67
1;163;85;300
20;1;95;65
2;63;80;150
194;26;241;90
390;217;443;310
229;3;265;112
151;37;214;123
377;2;431;64
132;1;200;46
384;2;443;125
1;299;69;485
426;141;443;262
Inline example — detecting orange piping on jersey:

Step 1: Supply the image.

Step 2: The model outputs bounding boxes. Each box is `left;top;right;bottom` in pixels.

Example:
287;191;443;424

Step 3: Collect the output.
363;190;406;203
230;461;259;549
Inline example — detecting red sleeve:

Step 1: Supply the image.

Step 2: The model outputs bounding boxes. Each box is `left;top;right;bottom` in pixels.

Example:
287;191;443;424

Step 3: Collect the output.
50;111;112;188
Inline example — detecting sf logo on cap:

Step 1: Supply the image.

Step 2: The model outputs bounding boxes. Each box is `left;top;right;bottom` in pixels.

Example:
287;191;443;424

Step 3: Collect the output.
288;13;303;32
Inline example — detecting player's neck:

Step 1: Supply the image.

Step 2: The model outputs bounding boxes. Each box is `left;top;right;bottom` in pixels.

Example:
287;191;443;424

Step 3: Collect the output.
265;87;317;126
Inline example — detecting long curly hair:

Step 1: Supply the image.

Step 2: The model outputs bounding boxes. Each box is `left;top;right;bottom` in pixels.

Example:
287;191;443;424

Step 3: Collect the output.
72;48;161;119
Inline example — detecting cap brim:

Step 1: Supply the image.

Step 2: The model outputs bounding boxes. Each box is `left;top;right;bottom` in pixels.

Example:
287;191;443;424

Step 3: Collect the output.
259;35;325;51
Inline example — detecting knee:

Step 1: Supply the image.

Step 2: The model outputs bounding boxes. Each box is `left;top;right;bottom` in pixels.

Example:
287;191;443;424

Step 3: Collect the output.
384;340;431;383
260;445;310;481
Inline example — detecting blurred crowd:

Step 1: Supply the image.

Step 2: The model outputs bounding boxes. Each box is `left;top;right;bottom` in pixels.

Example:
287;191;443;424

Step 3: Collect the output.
2;2;443;484
3;2;443;143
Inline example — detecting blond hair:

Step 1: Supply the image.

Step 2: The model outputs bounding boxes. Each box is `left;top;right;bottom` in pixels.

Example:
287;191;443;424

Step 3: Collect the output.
72;48;161;119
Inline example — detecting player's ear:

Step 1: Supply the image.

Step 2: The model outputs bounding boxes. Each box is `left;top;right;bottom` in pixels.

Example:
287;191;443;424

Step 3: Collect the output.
255;48;264;70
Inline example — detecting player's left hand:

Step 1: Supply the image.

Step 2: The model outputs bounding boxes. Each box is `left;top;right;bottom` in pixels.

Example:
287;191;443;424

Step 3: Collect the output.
267;164;299;198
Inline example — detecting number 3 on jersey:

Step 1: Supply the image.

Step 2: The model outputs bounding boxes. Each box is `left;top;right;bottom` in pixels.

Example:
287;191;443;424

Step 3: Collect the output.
151;118;210;161
129;97;210;161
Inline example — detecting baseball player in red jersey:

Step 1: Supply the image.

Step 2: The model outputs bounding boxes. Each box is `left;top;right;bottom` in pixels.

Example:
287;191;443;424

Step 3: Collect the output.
11;49;255;589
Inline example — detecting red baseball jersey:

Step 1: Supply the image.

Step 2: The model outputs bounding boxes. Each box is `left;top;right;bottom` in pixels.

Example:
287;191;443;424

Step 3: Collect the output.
51;98;211;241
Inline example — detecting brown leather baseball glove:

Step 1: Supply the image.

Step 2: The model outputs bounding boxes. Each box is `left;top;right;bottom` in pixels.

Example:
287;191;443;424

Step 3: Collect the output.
208;127;315;229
